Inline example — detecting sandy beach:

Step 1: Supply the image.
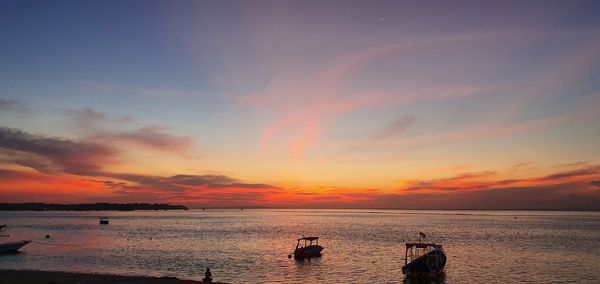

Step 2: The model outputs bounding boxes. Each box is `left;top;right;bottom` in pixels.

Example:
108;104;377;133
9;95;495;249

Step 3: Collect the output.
0;270;227;284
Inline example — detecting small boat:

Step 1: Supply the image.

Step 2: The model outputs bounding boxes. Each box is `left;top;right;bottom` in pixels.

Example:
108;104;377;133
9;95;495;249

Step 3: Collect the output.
402;233;446;277
99;217;109;225
0;224;6;230
0;240;31;253
293;236;323;259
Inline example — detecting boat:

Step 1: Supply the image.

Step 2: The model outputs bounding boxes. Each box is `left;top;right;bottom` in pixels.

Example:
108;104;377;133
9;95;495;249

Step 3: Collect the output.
293;236;323;259
99;217;109;225
402;233;446;277
0;240;31;253
0;224;6;230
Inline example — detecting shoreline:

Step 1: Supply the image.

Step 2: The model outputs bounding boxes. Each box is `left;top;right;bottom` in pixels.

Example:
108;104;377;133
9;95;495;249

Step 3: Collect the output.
0;269;227;284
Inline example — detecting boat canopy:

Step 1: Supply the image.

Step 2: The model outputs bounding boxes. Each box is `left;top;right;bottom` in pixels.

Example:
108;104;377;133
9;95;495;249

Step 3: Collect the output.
298;236;319;241
405;242;442;249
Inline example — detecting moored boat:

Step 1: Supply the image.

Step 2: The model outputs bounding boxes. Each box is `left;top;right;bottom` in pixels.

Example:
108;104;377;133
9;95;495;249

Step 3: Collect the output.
99;217;109;225
293;236;323;259
0;240;31;253
402;233;446;277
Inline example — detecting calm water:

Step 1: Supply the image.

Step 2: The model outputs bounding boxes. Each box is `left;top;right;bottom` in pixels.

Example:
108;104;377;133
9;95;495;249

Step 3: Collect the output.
0;209;599;283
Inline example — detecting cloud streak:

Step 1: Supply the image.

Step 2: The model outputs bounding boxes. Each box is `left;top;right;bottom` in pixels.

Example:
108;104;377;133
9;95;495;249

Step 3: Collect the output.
62;108;193;152
373;115;416;140
91;125;193;152
0;126;116;175
0;99;22;111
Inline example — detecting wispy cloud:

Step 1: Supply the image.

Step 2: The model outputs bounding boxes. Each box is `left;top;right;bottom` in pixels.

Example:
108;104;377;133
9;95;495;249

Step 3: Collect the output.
512;162;535;170
246;35;496;160
62;108;108;129
91;125;193;152
538;166;600;182
62;108;193;153
79;82;202;97
373;115;416;140
0;99;22;111
273;164;600;210
400;165;600;193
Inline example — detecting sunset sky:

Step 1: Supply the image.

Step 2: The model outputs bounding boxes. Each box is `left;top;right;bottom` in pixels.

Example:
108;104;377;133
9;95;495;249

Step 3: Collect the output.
1;0;599;209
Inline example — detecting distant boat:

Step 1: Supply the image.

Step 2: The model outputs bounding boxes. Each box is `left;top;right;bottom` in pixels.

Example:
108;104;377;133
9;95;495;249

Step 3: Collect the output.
99;217;109;225
293;236;323;259
0;224;6;230
0;240;31;253
402;233;446;277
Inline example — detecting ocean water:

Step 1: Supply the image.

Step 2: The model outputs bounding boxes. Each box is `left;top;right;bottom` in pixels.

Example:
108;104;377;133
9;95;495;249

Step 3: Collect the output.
0;209;599;283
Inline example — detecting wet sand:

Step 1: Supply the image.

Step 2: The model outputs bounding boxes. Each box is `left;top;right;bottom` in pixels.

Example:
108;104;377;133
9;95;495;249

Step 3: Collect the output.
0;269;227;284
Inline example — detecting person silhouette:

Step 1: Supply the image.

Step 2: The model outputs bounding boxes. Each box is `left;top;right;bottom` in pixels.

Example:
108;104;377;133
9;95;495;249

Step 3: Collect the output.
203;267;213;282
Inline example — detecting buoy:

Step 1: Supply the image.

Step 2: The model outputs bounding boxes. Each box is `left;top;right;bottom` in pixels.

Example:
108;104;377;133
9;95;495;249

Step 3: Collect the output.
45;235;50;239
288;254;292;258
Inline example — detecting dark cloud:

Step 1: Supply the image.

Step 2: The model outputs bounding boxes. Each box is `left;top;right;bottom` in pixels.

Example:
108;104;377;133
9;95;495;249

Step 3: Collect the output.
104;173;276;192
0;168;27;178
555;161;589;168
0;99;21;111
61;108;192;152
404;166;600;193
88;172;280;207
539;166;600;181
513;162;535;170
406;171;496;191
373;115;416;140
96;180;128;189
368;182;600;210
168;174;237;186
377;165;600;210
0;126;115;174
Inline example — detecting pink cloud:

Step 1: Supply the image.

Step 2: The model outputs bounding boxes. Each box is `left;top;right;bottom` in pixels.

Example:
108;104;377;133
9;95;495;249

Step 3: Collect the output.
245;35;498;160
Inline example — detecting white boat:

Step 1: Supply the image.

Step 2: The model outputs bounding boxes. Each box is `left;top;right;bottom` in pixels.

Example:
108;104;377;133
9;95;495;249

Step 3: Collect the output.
0;240;31;253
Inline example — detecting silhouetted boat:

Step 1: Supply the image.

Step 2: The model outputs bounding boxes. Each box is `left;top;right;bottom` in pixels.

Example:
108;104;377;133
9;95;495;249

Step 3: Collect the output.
402;233;446;277
294;236;323;259
0;224;6;230
0;240;31;253
99;217;109;225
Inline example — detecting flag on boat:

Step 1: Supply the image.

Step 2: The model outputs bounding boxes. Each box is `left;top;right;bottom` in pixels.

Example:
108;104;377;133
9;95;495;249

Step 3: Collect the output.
419;232;426;238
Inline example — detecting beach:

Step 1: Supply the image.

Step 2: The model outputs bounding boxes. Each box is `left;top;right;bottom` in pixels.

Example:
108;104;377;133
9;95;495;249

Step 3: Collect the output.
0;269;226;284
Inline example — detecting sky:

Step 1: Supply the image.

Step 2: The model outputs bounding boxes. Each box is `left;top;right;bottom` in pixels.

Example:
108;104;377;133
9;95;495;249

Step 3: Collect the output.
1;0;599;209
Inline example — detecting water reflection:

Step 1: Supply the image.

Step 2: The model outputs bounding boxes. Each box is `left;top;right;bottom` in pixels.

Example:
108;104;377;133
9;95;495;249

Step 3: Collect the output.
0;210;598;283
403;273;446;284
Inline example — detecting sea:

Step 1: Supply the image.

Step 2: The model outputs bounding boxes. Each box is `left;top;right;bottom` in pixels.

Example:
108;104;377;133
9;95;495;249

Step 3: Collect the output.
1;209;599;283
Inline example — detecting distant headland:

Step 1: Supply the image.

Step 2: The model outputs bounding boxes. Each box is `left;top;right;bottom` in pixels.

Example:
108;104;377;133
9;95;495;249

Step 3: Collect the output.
0;203;188;211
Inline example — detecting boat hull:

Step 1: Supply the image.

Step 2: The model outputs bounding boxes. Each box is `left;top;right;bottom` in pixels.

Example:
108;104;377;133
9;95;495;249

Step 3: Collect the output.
0;240;31;253
294;245;323;259
402;249;446;276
